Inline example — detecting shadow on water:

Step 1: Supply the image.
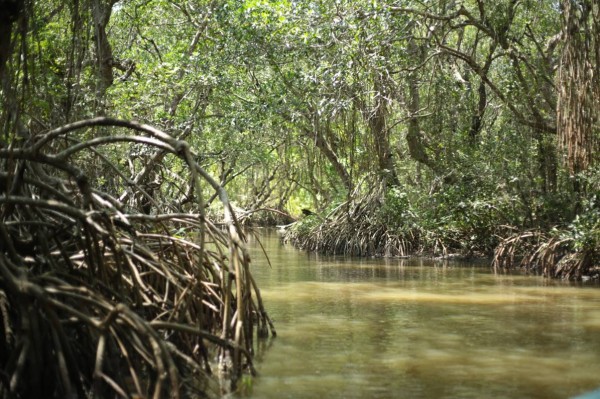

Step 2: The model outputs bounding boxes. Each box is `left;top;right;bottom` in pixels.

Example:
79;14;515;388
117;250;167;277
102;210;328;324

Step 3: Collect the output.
243;229;600;399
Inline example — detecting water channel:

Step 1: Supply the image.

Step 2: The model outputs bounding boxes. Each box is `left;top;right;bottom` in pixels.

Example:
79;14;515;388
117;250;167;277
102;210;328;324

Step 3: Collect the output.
242;229;600;399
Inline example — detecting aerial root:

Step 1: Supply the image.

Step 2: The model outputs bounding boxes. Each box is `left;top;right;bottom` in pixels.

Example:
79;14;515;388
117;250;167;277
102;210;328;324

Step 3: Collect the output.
0;117;274;398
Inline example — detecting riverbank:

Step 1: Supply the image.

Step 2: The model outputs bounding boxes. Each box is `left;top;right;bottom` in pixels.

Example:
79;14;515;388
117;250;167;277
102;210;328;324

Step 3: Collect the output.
282;186;600;282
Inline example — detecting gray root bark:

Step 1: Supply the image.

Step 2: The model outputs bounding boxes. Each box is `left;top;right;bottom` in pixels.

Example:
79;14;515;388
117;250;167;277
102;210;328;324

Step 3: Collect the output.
92;0;118;109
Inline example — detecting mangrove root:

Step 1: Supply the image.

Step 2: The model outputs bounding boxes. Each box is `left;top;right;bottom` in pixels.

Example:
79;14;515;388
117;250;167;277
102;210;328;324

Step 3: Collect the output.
0;117;275;399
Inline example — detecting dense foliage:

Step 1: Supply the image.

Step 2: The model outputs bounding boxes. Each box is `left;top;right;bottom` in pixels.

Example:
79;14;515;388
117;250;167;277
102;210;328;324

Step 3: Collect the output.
1;1;599;282
1;0;599;396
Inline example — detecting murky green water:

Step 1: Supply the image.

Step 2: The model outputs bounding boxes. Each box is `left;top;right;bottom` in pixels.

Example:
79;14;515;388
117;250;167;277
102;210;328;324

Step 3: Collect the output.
243;229;600;399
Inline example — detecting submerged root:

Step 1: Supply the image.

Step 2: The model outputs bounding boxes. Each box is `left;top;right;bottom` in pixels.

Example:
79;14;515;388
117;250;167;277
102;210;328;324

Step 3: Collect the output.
492;230;599;280
0;117;274;398
286;182;418;257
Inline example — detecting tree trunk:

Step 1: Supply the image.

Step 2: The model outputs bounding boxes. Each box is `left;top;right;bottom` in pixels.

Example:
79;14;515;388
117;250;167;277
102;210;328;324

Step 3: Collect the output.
537;135;558;194
306;123;353;194
557;0;600;175
403;30;441;175
0;0;24;84
406;68;430;168
369;76;400;188
0;0;25;138
92;0;117;112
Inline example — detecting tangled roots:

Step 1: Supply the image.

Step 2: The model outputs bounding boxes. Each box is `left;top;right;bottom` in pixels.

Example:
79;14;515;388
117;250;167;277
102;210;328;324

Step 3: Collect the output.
0;118;274;398
492;230;598;280
286;182;418;257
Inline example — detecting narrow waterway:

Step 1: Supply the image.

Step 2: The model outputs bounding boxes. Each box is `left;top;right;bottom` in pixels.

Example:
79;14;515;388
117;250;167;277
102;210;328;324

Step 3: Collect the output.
243;229;600;399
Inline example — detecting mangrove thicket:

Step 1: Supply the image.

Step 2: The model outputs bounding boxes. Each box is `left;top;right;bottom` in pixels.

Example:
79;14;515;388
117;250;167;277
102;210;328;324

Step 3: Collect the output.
0;0;599;396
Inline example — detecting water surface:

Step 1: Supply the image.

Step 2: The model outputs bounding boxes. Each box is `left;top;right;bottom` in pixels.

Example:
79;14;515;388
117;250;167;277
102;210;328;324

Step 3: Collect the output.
244;229;600;399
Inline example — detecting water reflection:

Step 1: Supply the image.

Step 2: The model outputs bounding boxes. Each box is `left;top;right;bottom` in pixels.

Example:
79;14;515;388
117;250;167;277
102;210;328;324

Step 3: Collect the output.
244;229;600;399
